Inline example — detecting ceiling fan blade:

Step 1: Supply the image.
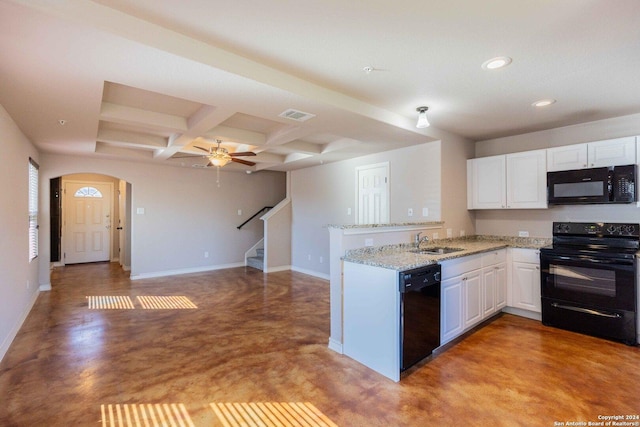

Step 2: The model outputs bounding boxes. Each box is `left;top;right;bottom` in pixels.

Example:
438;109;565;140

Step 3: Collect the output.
194;146;211;153
232;158;256;166
230;151;256;157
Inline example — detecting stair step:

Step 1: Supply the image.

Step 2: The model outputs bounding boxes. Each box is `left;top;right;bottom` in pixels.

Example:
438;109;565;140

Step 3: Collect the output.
256;248;264;256
246;256;264;271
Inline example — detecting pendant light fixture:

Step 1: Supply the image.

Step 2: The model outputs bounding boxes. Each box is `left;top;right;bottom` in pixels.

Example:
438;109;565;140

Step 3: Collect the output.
416;106;430;128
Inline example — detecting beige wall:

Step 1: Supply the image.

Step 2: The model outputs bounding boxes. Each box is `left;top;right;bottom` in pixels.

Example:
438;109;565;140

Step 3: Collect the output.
39;153;286;281
0;105;40;362
441;132;476;238
290;135;475;277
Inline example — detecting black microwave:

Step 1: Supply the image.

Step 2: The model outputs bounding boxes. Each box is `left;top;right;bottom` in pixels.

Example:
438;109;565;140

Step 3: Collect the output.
547;164;637;205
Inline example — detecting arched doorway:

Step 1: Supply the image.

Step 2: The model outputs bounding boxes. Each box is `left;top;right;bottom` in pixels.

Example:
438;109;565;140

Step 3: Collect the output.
50;173;131;270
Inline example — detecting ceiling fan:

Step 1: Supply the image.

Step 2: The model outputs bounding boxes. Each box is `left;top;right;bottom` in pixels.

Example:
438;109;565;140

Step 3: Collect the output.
194;140;257;168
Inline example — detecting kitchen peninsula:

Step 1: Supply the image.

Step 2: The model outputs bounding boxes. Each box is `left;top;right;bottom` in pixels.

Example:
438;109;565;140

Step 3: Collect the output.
338;234;550;381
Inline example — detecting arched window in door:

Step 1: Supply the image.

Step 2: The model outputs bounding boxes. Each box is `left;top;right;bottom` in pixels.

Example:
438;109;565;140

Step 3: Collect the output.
74;186;103;198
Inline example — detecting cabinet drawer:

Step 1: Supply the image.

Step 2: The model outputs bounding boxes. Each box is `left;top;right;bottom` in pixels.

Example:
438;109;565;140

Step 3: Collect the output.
440;254;482;280
510;248;540;263
481;249;507;267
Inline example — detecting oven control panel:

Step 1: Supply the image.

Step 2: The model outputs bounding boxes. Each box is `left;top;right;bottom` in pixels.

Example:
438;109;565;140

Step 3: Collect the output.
553;222;639;237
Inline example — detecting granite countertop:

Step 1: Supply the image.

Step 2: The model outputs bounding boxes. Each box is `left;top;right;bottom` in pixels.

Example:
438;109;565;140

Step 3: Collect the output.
342;235;552;271
327;221;444;230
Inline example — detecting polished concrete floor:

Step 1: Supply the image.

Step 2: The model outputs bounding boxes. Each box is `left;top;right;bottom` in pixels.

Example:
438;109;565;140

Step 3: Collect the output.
1;262;639;426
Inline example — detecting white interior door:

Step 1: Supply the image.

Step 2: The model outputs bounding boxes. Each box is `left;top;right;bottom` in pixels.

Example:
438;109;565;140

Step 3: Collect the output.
357;163;389;224
64;181;112;264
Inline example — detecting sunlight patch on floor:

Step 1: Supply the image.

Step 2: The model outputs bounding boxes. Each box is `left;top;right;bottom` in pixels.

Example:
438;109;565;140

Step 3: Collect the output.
87;296;135;309
209;402;338;427
100;404;194;427
137;296;197;309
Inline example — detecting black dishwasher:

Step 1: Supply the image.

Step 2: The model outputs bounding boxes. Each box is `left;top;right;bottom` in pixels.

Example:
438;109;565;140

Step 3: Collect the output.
399;264;441;371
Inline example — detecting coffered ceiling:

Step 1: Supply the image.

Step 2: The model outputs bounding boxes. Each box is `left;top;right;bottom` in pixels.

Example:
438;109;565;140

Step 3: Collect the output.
2;0;640;172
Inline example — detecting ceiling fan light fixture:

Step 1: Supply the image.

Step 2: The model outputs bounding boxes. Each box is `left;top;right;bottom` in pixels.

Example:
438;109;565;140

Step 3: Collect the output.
209;156;231;167
416;106;430;128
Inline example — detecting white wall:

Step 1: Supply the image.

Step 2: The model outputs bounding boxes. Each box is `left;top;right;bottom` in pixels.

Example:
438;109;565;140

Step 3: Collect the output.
290;141;443;277
474;113;640;237
39;154;286;282
0;105;40;362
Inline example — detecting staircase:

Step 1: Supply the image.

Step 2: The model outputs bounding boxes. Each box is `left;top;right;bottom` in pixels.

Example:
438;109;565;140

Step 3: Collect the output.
246;248;264;271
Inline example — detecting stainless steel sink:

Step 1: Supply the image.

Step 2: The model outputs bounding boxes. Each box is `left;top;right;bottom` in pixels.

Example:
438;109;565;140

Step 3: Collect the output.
410;247;464;255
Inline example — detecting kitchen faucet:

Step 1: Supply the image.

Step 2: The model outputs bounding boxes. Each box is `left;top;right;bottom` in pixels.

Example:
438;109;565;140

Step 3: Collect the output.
415;232;430;247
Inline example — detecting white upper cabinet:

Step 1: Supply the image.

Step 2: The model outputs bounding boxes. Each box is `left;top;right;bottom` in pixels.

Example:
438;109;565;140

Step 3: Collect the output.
467;150;547;209
467;155;506;209
587;136;636;168
546;143;588;171
547;136;637;171
506;149;547;209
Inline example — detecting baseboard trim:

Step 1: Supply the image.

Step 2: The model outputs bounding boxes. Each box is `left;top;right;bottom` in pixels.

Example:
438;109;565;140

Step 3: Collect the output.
290;266;330;281
264;265;291;273
130;262;245;280
502;306;542;321
328;337;343;354
0;288;39;364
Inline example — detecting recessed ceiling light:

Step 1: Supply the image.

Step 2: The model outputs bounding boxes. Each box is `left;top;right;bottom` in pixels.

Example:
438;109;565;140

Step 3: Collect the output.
481;56;512;70
532;99;556;107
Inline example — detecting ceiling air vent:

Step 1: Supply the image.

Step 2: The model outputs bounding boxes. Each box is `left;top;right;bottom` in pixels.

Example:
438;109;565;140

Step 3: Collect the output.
278;109;316;122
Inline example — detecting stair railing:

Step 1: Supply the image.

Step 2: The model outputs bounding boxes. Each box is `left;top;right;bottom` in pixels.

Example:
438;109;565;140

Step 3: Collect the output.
237;206;273;230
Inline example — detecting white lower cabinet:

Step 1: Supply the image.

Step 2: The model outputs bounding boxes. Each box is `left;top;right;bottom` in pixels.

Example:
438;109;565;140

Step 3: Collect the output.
509;248;541;313
494;263;507;310
463;270;482;329
440;249;507;344
441;276;464;344
482;262;507;317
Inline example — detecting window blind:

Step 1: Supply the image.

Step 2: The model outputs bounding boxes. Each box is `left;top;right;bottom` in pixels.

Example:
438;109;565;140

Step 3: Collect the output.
29;158;39;261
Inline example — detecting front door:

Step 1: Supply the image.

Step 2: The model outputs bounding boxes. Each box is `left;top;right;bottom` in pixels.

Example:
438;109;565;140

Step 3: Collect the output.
63;181;112;264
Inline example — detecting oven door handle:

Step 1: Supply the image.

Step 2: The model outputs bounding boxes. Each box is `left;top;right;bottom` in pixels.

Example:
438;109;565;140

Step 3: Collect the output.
550;302;622;319
547;255;634;266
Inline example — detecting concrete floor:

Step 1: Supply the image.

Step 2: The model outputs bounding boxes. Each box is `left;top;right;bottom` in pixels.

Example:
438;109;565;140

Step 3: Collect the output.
1;262;639;426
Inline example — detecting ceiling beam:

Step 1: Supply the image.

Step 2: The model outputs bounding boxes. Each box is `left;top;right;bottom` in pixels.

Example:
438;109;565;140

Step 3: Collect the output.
96;128;168;149
100;102;188;132
155;105;236;160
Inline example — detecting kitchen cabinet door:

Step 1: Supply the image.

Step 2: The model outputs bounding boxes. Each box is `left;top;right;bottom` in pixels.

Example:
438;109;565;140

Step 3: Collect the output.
547;144;588;171
587;136;636;168
467;155;506;209
482;262;507;317
511;261;541;313
463;270;482;329
441;275;464;345
482;266;496;318
506;149;547;209
494;263;507;311
547;137;637;171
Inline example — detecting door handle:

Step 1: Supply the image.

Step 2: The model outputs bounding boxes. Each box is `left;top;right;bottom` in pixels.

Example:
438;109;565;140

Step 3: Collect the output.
550;302;621;319
116;227;123;230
